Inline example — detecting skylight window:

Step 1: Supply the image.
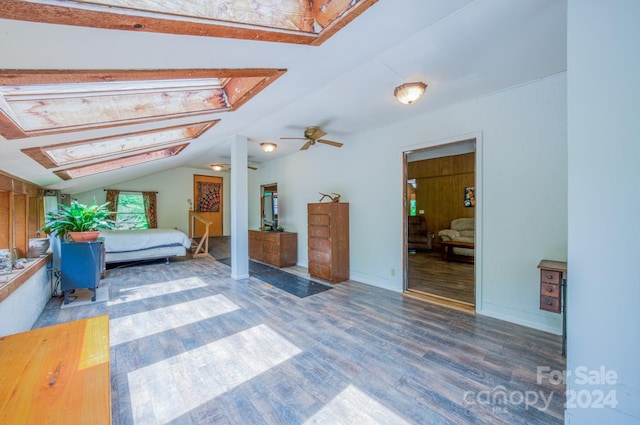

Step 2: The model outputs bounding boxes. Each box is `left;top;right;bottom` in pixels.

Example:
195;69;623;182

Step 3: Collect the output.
54;144;188;180
21;121;218;168
0;0;377;45
0;78;227;97
0;69;284;140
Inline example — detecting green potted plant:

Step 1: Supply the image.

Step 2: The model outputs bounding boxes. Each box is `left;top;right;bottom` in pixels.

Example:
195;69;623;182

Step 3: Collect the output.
41;199;115;241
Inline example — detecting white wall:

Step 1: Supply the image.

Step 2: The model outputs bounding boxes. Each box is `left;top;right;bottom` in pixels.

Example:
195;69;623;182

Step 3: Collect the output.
75;167;231;235
74;75;567;335
254;74;568;334
566;1;640;424
0;266;50;336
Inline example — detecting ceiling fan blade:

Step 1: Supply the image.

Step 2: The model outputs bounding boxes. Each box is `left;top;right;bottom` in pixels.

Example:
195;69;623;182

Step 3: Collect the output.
309;129;327;139
280;137;307;140
300;140;312;150
218;163;258;171
317;139;343;148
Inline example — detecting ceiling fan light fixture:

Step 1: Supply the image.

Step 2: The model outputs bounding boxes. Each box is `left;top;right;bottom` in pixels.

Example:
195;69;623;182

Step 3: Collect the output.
211;164;223;171
261;142;277;153
394;82;427;105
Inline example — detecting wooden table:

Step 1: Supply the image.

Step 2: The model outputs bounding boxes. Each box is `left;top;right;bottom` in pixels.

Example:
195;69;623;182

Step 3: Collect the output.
440;240;475;263
0;315;111;424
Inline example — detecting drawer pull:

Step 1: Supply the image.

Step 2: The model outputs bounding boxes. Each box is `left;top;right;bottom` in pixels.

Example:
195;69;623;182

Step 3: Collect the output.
547;301;553;306
546;274;553;279
316;267;321;272
316;242;321;246
316;230;320;234
315;218;320;222
547;287;553;292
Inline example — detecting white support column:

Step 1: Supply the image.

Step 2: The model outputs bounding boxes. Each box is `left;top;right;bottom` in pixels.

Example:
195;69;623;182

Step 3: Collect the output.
230;134;250;279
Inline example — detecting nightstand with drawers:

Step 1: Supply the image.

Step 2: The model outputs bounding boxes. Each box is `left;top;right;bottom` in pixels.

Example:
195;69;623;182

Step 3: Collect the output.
538;259;568;356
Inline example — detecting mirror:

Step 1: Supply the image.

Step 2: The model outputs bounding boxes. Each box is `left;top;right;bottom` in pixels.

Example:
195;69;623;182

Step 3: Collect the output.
261;184;278;230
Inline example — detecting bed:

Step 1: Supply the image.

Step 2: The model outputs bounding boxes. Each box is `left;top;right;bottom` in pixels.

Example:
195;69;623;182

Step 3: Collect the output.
99;229;192;264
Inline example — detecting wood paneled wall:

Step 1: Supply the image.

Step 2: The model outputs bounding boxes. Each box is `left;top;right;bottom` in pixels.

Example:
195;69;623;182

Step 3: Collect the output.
0;171;44;257
407;152;475;249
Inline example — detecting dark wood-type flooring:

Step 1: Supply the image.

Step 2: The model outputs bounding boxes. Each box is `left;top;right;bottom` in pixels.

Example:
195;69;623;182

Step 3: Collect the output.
408;250;475;305
32;249;565;424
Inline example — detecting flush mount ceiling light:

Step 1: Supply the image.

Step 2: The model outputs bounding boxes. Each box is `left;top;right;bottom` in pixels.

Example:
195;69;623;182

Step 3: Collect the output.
394;82;427;105
261;142;277;153
210;164;223;171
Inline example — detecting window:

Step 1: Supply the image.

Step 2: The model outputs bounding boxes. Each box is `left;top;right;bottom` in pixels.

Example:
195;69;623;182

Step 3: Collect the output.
22;121;217;170
115;192;148;230
0;69;285;140
410;199;417;216
0;0;377;45
407;179;417;216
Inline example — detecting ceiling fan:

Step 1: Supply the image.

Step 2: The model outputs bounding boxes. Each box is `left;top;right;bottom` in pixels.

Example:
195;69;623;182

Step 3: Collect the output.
280;126;343;150
210;163;258;171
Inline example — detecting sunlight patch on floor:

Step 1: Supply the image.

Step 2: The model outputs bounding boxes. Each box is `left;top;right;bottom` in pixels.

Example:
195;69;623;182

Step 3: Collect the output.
110;294;239;346
304;385;411;425
127;324;302;424
108;276;208;306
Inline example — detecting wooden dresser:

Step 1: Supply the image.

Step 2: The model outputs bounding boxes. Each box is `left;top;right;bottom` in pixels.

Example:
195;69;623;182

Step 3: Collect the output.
308;202;349;283
248;230;297;268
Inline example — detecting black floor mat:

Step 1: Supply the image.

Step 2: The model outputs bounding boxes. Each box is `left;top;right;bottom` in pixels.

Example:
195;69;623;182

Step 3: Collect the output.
217;257;332;298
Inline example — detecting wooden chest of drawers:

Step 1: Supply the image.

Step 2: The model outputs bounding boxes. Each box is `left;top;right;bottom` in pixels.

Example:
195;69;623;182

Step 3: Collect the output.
248;230;297;268
308;202;349;283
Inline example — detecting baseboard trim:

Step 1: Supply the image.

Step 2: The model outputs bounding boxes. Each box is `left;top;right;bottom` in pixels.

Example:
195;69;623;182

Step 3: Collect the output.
403;289;475;314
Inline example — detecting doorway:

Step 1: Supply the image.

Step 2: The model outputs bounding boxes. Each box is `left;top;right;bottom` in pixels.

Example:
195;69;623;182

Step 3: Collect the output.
192;174;223;238
404;139;476;311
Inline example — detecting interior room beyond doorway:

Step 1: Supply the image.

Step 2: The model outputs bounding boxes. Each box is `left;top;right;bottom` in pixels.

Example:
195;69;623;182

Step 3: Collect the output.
405;140;476;311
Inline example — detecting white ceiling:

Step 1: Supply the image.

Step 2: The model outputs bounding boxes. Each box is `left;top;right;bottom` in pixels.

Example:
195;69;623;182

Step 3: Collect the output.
0;0;566;194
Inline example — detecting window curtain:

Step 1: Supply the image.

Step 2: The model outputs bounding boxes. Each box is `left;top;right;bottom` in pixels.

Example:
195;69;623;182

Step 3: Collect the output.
105;189;119;222
142;192;158;228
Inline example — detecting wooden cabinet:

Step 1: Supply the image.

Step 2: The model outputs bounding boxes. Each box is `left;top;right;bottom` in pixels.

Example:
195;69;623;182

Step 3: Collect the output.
308;202;349;283
539;269;562;313
61;241;104;305
538;259;567;356
248;230;297;268
538;260;566;313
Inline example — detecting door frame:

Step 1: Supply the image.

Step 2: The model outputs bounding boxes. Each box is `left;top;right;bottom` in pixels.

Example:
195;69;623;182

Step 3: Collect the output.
402;131;483;311
192;174;224;237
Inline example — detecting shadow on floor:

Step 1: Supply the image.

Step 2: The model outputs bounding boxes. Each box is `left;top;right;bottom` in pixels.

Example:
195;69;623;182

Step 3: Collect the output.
217;257;332;298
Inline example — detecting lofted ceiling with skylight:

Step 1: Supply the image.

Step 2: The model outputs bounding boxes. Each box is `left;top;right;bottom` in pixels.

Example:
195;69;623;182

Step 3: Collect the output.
0;0;384;186
1;0;378;45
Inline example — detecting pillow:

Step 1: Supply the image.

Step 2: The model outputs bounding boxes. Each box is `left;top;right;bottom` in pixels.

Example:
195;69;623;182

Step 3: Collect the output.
438;229;460;241
459;230;475;238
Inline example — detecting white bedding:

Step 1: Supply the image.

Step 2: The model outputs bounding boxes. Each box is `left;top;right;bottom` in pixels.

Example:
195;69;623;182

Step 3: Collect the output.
99;229;192;253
